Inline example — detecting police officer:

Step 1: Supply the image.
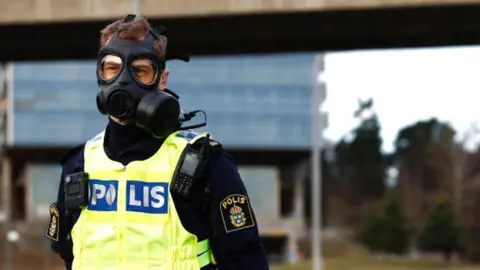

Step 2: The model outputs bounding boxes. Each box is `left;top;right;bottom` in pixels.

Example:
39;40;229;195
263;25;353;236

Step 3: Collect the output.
45;14;269;270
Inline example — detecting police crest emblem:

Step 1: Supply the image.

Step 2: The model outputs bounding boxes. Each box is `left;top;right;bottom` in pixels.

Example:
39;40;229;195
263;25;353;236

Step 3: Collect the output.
220;194;255;233
45;203;60;241
229;204;246;227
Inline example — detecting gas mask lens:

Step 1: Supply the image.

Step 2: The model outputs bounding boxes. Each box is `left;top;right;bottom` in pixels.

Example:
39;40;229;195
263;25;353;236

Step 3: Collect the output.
131;57;158;86
99;54;123;81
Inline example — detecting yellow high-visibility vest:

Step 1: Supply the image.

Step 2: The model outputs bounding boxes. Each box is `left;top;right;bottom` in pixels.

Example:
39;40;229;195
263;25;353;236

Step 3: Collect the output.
71;130;212;270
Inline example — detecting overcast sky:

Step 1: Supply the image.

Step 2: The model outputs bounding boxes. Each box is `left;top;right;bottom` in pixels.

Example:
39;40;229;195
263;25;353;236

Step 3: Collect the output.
322;46;480;153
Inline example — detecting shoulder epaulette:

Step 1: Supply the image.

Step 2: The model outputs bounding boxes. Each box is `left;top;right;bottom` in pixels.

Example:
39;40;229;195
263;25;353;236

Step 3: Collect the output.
192;137;222;149
207;139;221;147
60;143;85;166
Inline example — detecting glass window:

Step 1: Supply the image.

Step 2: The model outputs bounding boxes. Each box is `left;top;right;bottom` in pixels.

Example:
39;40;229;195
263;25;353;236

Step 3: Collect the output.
12;54;315;148
26;163;62;220
238;166;280;219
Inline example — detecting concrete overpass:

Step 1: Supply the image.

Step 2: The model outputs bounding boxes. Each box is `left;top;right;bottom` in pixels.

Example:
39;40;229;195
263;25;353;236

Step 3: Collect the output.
2;0;480;23
1;0;480;61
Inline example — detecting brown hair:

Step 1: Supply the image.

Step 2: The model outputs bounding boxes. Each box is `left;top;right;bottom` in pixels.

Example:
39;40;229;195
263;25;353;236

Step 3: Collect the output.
100;17;168;59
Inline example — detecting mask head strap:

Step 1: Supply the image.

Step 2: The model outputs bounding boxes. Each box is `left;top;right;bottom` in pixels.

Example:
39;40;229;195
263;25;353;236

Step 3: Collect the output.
119;14;190;63
122;14;167;43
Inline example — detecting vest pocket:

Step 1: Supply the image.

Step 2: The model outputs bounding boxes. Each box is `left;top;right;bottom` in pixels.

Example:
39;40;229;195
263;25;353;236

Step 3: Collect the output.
80;223;119;265
123;224;167;261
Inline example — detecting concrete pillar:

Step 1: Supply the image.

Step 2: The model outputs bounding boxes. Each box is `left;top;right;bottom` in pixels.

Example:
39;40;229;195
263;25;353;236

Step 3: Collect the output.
283;161;308;263
293;161;306;229
285;233;299;264
1;158;11;220
0;62;12;221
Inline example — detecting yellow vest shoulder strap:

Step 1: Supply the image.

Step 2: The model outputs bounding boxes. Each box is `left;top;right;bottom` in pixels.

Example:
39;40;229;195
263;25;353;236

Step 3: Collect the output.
169;129;211;146
85;130;105;150
84;129;209;151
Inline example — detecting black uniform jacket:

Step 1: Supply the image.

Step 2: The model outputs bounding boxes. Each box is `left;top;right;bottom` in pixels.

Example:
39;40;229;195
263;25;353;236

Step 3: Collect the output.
47;119;269;270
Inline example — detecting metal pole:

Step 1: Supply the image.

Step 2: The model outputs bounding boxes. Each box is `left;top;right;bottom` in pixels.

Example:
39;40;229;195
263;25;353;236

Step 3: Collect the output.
132;0;141;16
311;54;324;270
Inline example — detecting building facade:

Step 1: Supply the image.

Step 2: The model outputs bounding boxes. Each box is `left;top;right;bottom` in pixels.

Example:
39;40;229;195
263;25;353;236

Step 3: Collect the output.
11;54;314;149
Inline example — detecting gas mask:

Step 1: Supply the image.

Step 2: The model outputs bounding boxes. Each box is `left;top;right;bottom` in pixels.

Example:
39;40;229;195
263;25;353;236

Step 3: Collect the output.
96;15;206;138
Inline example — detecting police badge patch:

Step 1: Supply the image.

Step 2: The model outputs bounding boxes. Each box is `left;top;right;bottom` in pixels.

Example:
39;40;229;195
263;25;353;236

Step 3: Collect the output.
45;203;60;241
220;194;255;233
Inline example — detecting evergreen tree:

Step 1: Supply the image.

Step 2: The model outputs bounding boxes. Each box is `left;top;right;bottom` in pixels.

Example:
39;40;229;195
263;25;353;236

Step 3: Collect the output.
334;98;386;225
357;202;385;252
419;192;464;262
357;192;411;254
381;193;411;254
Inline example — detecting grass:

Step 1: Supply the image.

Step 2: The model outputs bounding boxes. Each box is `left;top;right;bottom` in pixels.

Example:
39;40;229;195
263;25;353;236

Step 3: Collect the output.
271;250;480;270
6;247;480;270
4;227;480;270
269;234;480;270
